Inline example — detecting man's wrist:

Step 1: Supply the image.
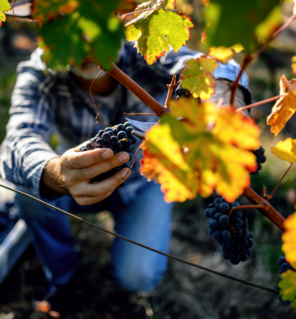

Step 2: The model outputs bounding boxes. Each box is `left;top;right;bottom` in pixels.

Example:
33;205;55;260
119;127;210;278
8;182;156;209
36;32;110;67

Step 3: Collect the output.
40;157;68;198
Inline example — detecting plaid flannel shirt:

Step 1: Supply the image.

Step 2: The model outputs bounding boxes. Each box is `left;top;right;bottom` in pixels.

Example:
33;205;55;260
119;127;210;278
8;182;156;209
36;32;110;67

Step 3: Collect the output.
0;42;251;204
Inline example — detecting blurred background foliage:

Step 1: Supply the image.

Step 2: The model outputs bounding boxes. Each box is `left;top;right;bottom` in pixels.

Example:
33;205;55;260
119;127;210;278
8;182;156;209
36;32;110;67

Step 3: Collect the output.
1;0;296;317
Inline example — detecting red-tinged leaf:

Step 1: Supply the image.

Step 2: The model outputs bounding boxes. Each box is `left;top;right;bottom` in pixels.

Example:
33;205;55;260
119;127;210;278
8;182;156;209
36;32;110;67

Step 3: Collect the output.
140;98;260;203
267;75;296;136
180;57;218;100
32;0;79;21
124;0;193;65
282;213;296;269
292;55;296;76
279;270;296;308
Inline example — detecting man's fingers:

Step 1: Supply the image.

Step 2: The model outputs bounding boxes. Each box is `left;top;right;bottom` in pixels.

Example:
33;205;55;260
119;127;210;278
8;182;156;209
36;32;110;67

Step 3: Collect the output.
71;167;131;205
67;152;131;182
63;148;114;169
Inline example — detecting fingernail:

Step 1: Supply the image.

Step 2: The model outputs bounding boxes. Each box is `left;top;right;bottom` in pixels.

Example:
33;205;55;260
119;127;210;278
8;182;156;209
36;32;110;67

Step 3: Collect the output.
122;168;130;178
118;152;129;163
102;149;113;159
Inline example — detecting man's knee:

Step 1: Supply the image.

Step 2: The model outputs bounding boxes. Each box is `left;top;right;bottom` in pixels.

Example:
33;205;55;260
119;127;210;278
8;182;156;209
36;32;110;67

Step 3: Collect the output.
112;255;168;291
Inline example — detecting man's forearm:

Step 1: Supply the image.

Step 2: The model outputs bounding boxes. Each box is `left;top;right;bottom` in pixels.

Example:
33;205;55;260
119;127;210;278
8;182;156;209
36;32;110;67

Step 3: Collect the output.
40;157;68;198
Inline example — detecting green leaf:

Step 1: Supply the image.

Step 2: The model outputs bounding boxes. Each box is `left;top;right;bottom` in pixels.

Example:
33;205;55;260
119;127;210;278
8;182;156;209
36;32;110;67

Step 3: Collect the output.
0;11;6;23
125;1;193;65
180;57;218;100
279;270;296;307
38;0;124;70
204;0;281;51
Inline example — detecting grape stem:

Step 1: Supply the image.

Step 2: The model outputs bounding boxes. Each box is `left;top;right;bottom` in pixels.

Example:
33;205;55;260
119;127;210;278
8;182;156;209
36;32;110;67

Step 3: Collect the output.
107;63;169;116
284;307;293;319
243;187;285;232
164;75;177;108
228;204;264;217
235;94;287;113
229;54;253;106
265;163;293;200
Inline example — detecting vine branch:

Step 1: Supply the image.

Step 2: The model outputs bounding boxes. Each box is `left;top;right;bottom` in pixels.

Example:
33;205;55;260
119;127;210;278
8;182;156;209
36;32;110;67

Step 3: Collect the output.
265;163;293;200
243;187;286;232
235;94;287;113
107;63;169;116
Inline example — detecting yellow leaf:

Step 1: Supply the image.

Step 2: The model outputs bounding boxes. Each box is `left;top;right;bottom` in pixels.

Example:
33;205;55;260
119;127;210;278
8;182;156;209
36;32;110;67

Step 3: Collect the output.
271;138;296;164
292;55;296;76
279;270;296;307
208;46;234;64
267;75;296;136
231;43;244;53
208;44;244;64
282;213;296;269
140;99;260;202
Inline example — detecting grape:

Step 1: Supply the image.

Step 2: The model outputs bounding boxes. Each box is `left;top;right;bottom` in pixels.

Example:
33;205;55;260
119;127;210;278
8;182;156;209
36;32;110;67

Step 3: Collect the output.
219;215;229;226
175;83;191;98
204;197;254;265
250;146;266;175
277;257;295;305
125;126;133;137
86;142;94;150
117;124;125;132
102;132;111;142
79;123;138;187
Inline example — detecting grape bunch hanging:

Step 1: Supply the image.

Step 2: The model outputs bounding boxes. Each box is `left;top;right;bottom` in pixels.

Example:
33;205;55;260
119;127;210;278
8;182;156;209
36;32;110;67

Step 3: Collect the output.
204;197;253;265
80;122;137;184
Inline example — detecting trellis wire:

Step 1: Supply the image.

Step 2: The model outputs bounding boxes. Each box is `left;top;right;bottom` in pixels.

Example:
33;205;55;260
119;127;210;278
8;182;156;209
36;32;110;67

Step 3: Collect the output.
0;183;279;295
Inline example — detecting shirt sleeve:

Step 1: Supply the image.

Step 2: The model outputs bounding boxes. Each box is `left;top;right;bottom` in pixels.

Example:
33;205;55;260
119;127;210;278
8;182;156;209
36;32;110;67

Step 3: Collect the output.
0;49;59;199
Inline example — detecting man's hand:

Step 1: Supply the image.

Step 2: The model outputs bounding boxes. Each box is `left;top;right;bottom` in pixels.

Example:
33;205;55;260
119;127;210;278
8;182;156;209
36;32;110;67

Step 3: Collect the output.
40;146;131;205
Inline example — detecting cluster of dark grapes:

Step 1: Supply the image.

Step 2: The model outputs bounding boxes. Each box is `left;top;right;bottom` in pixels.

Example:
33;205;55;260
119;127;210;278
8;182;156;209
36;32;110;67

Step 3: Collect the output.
250;146;266;175
175;83;191;99
80;122;137;183
204;197;253;265
278;257;295;305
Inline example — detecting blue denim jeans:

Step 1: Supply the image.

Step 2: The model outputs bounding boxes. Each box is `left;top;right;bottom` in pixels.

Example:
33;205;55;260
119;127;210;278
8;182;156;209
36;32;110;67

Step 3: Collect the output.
15;182;173;291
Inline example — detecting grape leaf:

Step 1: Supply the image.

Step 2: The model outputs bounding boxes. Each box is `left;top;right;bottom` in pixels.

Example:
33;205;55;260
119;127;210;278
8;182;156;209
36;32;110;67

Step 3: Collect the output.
31;0;79;21
180;57;218;100
271;138;296;164
292;55;296;76
38;1;124;70
124;0;193;65
254;6;282;43
282;212;296;269
0;0;11;26
208;44;244;64
267;75;296;137
204;0;281;51
140;98;260;203
279;270;296;308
